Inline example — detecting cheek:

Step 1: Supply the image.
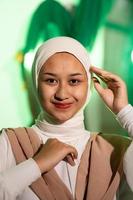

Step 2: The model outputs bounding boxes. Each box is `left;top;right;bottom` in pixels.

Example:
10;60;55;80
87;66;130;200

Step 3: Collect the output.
75;88;88;107
38;85;54;103
74;84;88;104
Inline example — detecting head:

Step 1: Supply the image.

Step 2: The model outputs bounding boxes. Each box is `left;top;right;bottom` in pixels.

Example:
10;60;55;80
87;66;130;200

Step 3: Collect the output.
32;37;91;124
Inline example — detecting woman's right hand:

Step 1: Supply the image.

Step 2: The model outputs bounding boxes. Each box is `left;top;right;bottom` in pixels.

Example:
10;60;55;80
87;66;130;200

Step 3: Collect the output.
33;138;78;174
90;66;128;114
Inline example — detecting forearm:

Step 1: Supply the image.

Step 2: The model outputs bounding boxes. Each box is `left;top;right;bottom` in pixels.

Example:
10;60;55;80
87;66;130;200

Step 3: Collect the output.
116;104;133;192
116;104;133;136
0;158;41;200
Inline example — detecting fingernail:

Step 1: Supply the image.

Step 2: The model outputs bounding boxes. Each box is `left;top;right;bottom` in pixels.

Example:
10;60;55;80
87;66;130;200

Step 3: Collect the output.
92;77;100;83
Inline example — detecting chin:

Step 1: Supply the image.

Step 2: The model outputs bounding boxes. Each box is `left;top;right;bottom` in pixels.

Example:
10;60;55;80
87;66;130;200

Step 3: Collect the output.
53;113;75;124
54;117;70;124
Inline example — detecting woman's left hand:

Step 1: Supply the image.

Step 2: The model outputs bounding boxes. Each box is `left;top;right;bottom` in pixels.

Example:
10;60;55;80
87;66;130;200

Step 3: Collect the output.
90;66;128;114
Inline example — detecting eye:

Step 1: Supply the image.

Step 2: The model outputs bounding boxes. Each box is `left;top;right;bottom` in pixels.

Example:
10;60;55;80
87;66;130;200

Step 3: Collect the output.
69;79;81;86
45;78;58;85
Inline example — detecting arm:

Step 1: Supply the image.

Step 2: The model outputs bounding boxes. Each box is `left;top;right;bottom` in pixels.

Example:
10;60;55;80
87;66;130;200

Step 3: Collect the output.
0;130;78;199
90;67;133;135
116;104;133;136
90;66;133;193
0;130;41;200
116;105;133;191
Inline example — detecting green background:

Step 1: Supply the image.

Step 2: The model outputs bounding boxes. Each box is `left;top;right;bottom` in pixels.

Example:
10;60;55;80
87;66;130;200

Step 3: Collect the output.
0;0;133;135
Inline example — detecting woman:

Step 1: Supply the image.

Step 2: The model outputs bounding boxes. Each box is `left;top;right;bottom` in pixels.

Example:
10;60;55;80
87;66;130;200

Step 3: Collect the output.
0;36;133;200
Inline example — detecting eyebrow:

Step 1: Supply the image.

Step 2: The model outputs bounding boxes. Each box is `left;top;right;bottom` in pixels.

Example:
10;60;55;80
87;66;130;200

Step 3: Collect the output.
42;72;84;76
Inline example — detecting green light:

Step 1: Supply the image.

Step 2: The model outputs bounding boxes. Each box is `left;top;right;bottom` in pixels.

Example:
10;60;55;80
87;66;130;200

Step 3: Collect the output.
131;50;133;63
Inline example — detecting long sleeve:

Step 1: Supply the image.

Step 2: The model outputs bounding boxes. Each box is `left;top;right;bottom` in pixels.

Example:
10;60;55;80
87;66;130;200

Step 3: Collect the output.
0;131;41;200
116;104;133;136
116;104;133;192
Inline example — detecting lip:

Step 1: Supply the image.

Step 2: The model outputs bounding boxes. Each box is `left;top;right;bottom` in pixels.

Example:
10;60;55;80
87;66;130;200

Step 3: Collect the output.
53;103;73;109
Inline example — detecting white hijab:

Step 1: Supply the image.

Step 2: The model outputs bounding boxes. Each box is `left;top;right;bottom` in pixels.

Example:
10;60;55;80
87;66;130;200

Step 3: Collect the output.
32;36;91;143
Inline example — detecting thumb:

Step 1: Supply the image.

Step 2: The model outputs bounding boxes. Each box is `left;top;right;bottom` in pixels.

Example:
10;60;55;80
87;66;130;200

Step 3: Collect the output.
92;77;105;97
63;148;78;166
65;154;76;166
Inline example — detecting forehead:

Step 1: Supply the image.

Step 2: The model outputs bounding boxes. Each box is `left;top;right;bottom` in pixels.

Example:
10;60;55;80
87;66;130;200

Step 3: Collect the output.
40;52;87;75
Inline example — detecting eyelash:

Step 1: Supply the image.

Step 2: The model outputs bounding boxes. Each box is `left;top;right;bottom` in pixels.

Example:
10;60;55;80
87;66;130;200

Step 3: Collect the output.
69;79;81;85
45;79;57;84
44;79;81;86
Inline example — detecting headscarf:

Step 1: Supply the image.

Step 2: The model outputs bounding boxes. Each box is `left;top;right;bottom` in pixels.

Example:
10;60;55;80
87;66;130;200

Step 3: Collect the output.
32;36;91;133
32;36;91;89
31;37;92;196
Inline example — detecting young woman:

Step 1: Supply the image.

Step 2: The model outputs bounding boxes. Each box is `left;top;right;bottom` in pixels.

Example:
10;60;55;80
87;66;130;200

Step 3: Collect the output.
0;36;133;200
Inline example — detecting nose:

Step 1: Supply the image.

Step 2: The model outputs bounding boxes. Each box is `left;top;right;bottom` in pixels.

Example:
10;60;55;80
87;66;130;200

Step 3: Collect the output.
54;83;69;101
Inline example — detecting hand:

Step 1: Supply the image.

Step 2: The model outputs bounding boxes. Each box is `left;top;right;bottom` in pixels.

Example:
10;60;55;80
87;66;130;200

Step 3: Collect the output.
33;138;78;174
90;66;128;114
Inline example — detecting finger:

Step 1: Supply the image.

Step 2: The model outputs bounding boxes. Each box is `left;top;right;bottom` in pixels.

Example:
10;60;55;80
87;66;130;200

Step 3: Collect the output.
66;144;78;158
65;154;76;166
70;153;76;160
90;66;122;83
90;66;104;75
92;76;119;96
92;76;100;84
90;66;110;76
90;67;111;83
71;148;78;159
92;77;106;96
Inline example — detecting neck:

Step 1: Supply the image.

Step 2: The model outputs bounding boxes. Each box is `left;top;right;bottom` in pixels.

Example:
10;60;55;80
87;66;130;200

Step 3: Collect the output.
41;111;72;125
34;110;88;144
35;110;85;133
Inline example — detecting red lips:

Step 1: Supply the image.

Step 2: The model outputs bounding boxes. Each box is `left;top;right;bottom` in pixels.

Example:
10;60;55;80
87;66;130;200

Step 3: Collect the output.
53;103;73;109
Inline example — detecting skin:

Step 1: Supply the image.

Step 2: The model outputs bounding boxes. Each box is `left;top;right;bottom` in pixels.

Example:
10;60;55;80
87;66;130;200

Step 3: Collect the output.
38;52;88;124
90;66;128;114
34;54;129;174
34;52;88;173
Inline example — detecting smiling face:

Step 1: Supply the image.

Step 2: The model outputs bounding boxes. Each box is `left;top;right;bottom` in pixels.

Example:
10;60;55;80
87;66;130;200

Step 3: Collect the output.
38;52;88;124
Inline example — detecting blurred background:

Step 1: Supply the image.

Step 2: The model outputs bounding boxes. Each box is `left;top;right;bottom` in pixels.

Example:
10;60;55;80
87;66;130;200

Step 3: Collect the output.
0;0;133;135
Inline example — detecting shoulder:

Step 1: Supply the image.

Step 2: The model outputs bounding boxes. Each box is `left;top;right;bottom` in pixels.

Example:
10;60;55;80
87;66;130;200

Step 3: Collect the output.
98;133;132;155
100;133;131;146
97;133;132;173
5;127;40;141
90;132;131;155
0;129;16;171
0;129;8;148
6;127;42;158
0;129;10;150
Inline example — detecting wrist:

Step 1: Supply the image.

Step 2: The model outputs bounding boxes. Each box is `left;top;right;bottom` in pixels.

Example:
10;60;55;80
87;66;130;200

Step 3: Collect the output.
114;103;129;114
116;104;133;132
117;104;132;117
33;156;46;174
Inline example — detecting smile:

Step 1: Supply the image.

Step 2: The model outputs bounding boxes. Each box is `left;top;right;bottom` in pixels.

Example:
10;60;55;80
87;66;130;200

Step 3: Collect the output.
53;103;73;109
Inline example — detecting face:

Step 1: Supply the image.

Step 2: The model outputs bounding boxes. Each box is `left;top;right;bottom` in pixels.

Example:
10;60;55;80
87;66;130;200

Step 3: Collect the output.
38;52;88;124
